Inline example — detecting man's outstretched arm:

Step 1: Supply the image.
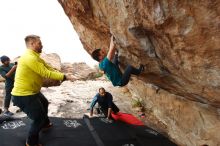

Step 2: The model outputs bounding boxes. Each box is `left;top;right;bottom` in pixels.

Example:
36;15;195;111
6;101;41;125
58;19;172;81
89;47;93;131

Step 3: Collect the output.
107;108;112;119
107;35;116;62
90;94;98;117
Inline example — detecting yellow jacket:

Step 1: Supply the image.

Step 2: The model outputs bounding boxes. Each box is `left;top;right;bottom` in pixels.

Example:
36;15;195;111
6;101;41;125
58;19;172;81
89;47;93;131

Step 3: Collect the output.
12;49;64;96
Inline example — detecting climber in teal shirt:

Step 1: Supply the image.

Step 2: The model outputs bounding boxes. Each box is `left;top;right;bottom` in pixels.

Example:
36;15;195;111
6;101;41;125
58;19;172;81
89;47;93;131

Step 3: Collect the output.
99;56;122;86
92;35;144;86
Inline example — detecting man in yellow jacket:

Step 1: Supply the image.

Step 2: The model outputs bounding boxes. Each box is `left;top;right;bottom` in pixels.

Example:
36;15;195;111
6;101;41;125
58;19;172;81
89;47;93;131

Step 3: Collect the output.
12;35;66;146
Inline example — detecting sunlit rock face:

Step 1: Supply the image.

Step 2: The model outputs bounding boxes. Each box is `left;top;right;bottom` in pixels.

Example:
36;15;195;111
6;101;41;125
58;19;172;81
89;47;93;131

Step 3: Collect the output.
41;53;62;87
59;0;220;145
0;82;4;107
0;62;5;82
61;62;98;81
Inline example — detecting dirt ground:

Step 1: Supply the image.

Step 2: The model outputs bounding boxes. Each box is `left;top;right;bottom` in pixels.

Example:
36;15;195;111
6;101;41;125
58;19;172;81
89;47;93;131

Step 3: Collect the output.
1;78;134;119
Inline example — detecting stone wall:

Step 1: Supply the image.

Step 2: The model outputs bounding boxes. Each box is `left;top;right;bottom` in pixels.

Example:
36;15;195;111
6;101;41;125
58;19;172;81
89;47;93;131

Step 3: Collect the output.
58;0;220;145
128;78;220;146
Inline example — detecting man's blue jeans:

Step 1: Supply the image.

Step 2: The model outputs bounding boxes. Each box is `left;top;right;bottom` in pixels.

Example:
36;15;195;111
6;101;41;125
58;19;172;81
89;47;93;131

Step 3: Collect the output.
12;92;49;145
113;54;142;86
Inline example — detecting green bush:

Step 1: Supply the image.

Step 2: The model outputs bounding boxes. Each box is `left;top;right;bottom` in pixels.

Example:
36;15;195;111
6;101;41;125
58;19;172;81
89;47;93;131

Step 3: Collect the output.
132;98;143;108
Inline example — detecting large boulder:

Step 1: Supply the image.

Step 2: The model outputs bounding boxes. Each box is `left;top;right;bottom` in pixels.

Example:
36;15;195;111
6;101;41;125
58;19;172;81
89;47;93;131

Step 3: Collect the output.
0;58;4;107
0;82;5;107
41;53;62;87
58;0;220;145
61;62;100;81
0;77;4;82
0;62;5;82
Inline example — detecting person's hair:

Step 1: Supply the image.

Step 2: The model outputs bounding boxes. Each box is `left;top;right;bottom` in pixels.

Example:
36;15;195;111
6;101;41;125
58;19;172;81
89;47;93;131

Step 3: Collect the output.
99;87;105;92
24;35;40;46
0;55;10;63
91;49;101;62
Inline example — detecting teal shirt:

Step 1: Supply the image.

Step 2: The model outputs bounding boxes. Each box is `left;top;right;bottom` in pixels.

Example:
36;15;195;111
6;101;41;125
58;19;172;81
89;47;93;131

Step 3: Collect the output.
99;57;122;86
0;63;15;89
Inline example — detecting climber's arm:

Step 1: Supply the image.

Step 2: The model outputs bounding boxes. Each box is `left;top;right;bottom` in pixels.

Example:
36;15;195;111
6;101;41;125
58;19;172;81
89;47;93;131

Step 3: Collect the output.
107;36;116;61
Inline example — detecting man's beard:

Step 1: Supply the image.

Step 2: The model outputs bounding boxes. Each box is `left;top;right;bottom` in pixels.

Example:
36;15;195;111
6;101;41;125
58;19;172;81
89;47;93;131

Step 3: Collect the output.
38;47;42;53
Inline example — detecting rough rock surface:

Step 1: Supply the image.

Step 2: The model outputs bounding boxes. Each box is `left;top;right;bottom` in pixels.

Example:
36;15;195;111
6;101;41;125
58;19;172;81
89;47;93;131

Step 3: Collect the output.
0;82;4;108
41;53;63;87
61;62;99;81
41;80;132;119
128;78;220;146
0;62;4;82
58;0;220;145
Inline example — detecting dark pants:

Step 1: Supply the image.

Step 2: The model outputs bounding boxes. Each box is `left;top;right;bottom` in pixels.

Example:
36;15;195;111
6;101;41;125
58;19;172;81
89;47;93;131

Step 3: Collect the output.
4;86;13;109
113;54;142;86
12;92;50;145
99;102;120;117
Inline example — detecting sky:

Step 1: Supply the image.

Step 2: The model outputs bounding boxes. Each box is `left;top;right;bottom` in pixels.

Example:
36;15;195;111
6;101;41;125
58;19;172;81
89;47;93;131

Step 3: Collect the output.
0;0;97;67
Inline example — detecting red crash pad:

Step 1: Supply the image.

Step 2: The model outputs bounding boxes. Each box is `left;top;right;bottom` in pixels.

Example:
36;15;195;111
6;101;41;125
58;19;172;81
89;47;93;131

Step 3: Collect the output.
111;112;144;126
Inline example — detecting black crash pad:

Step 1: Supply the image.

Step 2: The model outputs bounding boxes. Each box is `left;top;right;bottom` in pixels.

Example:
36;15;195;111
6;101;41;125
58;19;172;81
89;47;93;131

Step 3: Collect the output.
0;116;177;146
85;116;177;146
0;117;97;146
0;115;19;124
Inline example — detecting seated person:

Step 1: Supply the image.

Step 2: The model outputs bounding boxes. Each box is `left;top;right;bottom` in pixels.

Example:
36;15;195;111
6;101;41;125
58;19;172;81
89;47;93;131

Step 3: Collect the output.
91;35;144;87
90;87;119;120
